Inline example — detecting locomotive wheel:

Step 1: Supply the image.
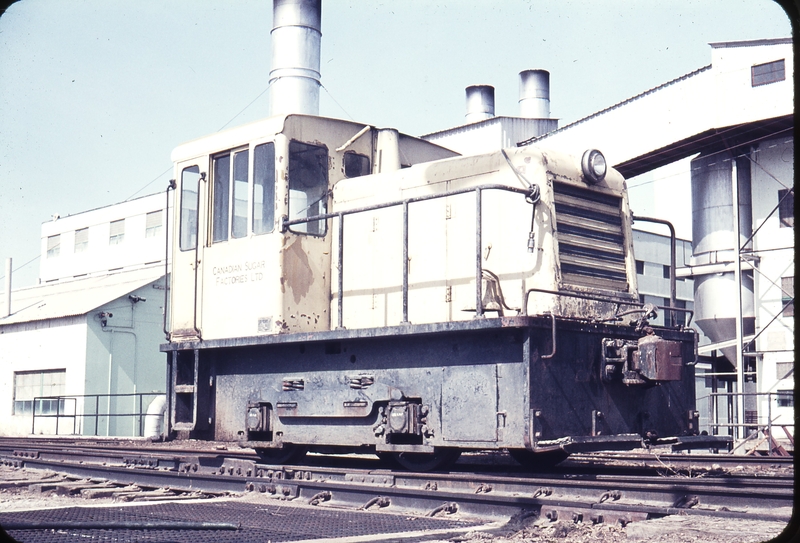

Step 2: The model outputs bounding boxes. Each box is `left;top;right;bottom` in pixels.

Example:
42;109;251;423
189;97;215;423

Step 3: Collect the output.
508;448;569;468
255;445;307;465
391;448;461;472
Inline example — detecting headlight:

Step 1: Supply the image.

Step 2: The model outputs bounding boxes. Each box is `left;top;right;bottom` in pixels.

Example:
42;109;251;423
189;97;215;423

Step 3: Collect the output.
581;149;607;184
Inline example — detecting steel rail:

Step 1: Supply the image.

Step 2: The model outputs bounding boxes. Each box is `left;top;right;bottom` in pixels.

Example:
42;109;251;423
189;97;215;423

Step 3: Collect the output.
1;443;792;526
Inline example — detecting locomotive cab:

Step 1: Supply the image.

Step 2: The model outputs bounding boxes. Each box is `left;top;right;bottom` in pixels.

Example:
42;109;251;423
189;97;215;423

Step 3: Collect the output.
168;115;458;342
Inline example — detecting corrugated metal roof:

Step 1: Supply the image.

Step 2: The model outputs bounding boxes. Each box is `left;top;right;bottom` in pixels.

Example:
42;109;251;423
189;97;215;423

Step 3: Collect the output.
0;267;164;326
519;65;713;147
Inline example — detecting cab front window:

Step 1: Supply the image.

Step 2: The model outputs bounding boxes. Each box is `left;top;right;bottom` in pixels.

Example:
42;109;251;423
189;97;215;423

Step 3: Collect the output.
288;141;328;236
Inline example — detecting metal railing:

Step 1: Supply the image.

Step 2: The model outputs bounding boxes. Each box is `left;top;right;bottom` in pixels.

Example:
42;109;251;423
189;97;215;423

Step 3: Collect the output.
31;392;165;437
701;391;794;452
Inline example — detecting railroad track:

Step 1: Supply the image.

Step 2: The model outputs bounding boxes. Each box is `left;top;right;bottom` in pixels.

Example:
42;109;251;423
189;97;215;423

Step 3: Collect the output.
0;437;792;527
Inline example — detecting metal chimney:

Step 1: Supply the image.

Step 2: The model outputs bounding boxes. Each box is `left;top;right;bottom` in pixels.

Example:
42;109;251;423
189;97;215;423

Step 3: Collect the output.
518;69;550;119
269;0;322;116
465;85;495;123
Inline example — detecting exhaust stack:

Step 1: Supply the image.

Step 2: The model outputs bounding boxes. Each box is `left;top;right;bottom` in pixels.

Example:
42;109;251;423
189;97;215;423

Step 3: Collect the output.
518;69;550;119
269;0;322;116
465;85;495;123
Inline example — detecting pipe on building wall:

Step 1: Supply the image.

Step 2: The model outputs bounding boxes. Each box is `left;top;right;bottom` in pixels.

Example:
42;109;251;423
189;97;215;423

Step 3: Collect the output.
465;85;495;123
269;0;322;116
144;395;167;439
518;69;550;119
3;257;10;318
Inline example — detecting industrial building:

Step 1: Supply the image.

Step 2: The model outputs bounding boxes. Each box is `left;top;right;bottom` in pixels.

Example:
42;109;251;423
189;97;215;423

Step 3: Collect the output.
0;29;791;453
0;194;170;437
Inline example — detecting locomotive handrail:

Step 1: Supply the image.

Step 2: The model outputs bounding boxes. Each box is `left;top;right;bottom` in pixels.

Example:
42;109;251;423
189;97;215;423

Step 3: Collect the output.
281;183;535;328
540;311;556;359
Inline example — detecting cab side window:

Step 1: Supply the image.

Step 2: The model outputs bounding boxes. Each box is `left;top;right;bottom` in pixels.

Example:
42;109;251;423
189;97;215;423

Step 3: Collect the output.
212;148;249;243
179;166;200;251
344;151;370;178
253;143;275;234
288;141;328;236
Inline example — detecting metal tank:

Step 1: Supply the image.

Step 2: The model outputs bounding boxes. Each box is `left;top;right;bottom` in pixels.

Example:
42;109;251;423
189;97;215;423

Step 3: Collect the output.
269;0;322;116
518;69;550;119
691;150;755;365
465;85;495;123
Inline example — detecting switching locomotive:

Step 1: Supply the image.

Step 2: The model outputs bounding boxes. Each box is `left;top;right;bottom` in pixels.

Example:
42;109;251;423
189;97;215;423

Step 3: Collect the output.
161;113;722;470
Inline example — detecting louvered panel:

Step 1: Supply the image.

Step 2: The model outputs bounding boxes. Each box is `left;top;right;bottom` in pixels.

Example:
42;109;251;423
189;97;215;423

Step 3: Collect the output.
553;182;629;292
557;232;624;256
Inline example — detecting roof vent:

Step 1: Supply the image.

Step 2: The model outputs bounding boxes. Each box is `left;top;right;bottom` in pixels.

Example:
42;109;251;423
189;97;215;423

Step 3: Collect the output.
518;69;550;119
465;85;495;123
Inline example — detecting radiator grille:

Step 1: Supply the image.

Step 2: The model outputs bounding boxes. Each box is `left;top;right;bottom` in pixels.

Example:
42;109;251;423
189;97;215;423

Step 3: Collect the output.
553;182;629;291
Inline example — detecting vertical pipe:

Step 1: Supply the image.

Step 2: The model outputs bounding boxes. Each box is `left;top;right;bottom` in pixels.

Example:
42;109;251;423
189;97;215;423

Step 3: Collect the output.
475;188;483;318
3;257;11;318
732;159;744;441
402;201;409;324
163;182;173;340
337;213;344;329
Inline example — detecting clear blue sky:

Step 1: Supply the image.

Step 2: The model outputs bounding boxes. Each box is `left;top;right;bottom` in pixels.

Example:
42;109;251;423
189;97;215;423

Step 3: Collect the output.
0;0;792;288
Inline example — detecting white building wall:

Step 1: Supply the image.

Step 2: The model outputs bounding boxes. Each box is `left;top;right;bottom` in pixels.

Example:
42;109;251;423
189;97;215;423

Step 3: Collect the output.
0;316;88;436
40;193;168;283
749;136;794;427
82;279;168;437
710;40;794;127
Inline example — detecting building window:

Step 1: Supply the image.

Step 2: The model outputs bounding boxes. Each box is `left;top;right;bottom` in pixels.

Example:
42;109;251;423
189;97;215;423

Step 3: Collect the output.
781;276;793;318
145;211;163;238
751;59;785;87
46;235;60;258
13;370;66;415
778;188;793;228
109;219;125;245
777;389;793;408
74;228;89;253
662;264;670;279
635;260;644;275
776;361;793;380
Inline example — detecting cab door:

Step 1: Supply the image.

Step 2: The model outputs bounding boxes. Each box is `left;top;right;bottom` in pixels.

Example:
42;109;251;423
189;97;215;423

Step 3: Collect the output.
170;162;206;339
